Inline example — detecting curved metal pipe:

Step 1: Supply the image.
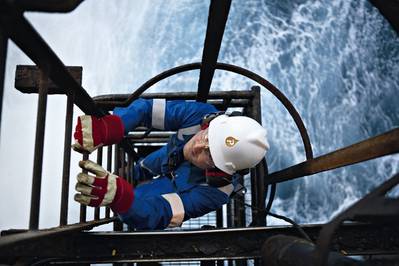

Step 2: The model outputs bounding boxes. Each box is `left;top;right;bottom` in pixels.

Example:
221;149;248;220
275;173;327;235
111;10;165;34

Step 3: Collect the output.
108;62;313;160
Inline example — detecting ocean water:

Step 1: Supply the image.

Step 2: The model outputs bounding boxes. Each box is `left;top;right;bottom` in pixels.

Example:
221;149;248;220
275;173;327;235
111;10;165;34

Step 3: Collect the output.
124;0;399;224
0;0;398;230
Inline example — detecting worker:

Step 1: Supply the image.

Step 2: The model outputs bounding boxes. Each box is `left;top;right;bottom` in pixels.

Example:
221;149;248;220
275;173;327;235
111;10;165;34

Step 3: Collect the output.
72;98;269;229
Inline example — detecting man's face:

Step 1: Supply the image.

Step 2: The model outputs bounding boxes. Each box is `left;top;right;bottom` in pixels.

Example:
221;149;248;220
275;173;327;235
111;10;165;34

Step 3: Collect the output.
183;128;215;170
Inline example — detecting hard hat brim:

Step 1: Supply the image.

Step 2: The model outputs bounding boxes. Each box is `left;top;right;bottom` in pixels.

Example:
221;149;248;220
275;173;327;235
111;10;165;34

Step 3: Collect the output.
208;115;235;175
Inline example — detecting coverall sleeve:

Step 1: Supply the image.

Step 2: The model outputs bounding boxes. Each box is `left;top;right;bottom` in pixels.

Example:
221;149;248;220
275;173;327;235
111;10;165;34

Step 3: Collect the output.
179;185;232;221
113;98;218;134
119;183;233;230
132;145;168;180
120;195;175;230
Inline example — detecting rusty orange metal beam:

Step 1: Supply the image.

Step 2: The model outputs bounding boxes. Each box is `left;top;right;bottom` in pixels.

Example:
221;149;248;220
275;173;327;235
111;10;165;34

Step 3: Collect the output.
267;128;399;184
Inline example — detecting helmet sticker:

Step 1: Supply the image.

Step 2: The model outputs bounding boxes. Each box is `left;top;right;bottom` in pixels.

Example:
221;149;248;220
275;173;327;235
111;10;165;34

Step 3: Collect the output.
225;136;239;147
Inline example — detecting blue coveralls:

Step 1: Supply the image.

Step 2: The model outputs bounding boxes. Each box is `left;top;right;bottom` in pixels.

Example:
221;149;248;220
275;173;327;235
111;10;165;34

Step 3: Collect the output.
113;98;234;230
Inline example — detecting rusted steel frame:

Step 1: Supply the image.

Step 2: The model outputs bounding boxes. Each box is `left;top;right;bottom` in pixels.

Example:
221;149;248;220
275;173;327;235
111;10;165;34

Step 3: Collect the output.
29;70;48;230
233;175;246;227
101;62;312;160
250;165;258;223
106;145;113;218
129;139;169;144
221;97;232;111
119;147;126;179
196;0;231;102
227;201;232;228
0;217;115;252
94;91;255;102
2;223;398;263
252;87;266;218
97;98;250;111
249;86;267;226
0;6;104;116
94;147;103;220
267;128;399;184
216;208;223;228
253;159;268;226
9;0;85;12
127;153;133;184
113;144;123;231
128;130;175;138
59;93;74;226
80;153;89;223
314;173;399;266
15;65;83;94
0;26;7;134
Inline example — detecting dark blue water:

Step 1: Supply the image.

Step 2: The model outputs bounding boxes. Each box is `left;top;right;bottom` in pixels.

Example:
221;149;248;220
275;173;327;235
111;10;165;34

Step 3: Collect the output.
139;0;399;224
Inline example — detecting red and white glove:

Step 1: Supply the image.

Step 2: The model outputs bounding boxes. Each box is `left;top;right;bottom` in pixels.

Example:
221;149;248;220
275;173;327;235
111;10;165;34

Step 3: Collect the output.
72;114;124;153
74;160;134;214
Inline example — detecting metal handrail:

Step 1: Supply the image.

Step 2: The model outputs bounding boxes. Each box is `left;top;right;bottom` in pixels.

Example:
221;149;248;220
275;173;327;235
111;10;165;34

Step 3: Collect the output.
97;62;314;160
0;217;115;251
267;128;399;184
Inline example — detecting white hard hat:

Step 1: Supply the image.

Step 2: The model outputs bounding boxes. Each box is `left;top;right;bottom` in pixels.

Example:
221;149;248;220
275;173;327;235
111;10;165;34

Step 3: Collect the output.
208;115;269;175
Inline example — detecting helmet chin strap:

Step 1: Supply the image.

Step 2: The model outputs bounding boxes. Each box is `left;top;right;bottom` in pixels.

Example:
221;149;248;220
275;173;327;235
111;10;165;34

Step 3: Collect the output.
205;167;232;187
205;167;249;188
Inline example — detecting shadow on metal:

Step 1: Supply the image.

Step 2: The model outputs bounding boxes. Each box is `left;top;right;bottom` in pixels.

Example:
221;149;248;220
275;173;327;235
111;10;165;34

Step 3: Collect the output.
314;172;399;266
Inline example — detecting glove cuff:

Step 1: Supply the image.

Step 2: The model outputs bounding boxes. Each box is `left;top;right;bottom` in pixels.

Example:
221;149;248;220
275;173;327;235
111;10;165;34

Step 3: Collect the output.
102;115;125;145
110;177;134;214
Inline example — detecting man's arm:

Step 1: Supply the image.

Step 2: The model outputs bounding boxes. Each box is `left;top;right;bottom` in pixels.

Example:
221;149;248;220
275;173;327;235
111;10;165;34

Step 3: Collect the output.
119;182;233;230
113;98;218;134
73;98;217;153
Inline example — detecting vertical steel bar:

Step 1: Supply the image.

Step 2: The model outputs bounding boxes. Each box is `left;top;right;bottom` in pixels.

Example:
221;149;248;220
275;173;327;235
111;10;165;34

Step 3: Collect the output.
127;153;132;184
227;202;232;228
234;174;246;227
215;207;224;266
201;261;215;266
59;93;74;226
119;147;125;178
113;144;123;231
80;153;89;223
196;0;231;102
29;69;49;230
216;208;223;228
0;26;7;134
249;88;259;226
94;147;103;220
234;103;247;229
234;184;247;266
251;86;266;226
250;166;258;225
115;145;122;181
106;145;112;218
